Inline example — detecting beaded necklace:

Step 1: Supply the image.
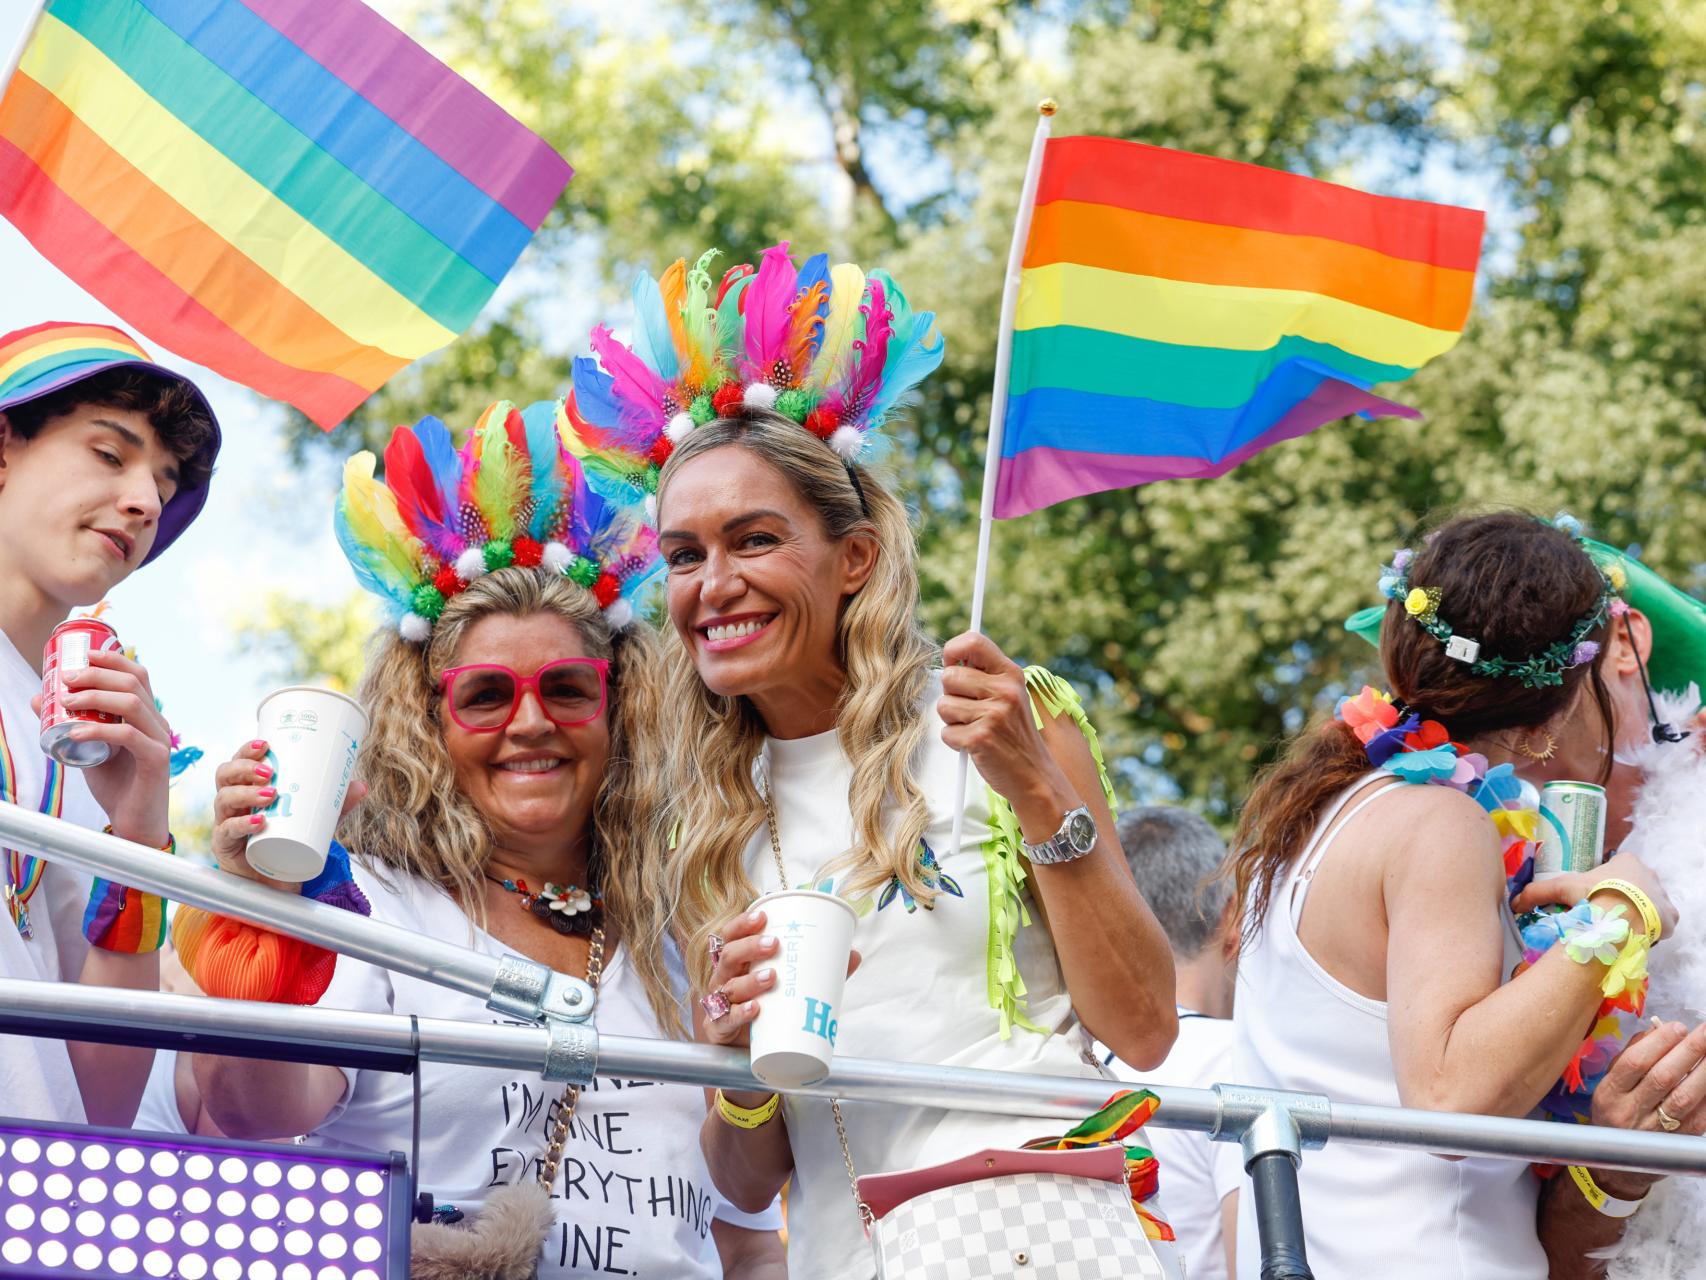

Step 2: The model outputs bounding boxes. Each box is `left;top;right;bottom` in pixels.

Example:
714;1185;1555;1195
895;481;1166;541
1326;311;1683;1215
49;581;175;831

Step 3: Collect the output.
485;872;604;937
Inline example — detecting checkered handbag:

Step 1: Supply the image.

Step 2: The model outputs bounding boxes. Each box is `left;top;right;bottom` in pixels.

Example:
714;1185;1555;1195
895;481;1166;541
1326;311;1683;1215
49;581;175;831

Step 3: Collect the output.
868;1166;1168;1280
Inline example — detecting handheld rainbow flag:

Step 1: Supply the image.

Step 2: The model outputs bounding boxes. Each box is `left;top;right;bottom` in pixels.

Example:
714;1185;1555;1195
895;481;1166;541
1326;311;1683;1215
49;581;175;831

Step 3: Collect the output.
991;129;1484;518
0;0;573;429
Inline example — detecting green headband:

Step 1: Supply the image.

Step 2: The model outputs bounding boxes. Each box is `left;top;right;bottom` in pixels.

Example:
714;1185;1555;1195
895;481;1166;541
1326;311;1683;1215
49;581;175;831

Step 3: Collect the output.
1345;538;1706;695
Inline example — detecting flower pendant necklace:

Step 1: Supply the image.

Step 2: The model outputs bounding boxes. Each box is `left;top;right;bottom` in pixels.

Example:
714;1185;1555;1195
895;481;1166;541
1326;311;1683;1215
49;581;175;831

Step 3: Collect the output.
486;872;604;937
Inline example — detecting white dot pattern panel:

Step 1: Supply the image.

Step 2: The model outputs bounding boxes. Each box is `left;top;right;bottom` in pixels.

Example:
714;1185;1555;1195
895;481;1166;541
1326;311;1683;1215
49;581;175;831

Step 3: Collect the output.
0;1121;404;1279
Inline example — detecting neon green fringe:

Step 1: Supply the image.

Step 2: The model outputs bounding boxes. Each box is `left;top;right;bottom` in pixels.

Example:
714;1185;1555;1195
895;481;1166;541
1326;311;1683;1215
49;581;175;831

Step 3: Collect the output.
983;665;1119;1038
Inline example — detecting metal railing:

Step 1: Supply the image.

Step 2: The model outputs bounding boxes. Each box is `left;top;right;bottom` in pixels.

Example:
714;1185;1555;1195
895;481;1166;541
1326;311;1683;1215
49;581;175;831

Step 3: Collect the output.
5;802;1704;1279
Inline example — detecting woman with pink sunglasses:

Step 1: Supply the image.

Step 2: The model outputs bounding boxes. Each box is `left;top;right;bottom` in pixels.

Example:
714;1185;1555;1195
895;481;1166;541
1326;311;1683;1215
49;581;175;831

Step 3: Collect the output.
181;404;786;1279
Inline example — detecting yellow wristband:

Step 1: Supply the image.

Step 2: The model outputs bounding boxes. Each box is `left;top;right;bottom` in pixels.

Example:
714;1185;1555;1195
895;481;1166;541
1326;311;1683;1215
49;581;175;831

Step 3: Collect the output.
716;1089;781;1130
1567;1165;1646;1219
1592;878;1662;946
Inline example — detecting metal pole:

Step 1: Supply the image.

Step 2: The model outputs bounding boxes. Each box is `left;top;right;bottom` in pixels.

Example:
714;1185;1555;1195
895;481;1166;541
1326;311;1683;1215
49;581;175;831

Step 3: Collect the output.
0;802;593;1023
7;982;1706;1179
1235;1095;1317;1280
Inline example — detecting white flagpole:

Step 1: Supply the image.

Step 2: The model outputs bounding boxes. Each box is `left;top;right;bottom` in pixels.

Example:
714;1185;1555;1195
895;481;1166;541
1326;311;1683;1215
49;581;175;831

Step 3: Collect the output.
0;0;49;102
947;98;1056;862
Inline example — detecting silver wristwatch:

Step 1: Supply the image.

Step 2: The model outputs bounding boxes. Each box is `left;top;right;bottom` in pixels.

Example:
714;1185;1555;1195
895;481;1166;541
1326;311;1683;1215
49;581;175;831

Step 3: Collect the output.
1021;805;1098;865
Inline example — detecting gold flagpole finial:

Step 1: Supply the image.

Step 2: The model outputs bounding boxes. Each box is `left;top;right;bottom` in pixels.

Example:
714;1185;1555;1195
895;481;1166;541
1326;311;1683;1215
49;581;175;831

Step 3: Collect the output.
1038;99;1058;117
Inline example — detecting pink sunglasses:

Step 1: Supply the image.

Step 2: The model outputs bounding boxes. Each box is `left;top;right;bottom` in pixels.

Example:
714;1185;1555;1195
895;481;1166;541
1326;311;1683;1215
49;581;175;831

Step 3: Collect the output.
439;658;610;733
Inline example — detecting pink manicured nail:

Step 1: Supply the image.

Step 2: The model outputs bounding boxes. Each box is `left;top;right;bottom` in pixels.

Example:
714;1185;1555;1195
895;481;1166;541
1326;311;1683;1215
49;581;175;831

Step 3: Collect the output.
256;788;277;802
249;815;264;827
250;739;267;751
254;764;274;781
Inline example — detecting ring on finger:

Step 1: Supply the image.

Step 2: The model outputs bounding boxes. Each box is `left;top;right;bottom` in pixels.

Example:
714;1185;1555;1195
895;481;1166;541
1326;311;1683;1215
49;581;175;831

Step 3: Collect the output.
700;988;732;1022
708;933;726;969
1657;1104;1683;1132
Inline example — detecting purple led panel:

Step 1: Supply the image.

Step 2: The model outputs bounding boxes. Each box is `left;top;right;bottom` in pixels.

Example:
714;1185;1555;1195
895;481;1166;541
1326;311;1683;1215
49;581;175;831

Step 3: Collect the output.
0;1118;409;1280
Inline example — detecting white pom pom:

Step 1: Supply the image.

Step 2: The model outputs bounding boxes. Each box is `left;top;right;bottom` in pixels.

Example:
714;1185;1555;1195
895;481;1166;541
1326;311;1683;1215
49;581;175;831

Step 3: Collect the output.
665;412;695;443
604;598;635;631
644;494;658;525
455;547;488;581
542;541;572;574
743;382;778;412
828;425;865;459
399;613;433;643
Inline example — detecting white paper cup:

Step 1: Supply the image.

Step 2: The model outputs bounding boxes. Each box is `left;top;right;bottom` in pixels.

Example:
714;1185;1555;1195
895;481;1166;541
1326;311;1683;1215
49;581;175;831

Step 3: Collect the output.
246;686;369;883
748;889;858;1088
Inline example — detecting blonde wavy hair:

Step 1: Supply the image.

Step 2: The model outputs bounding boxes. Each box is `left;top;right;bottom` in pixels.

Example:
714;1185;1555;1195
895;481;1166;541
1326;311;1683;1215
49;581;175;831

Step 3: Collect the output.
337;566;680;1033
652;413;939;992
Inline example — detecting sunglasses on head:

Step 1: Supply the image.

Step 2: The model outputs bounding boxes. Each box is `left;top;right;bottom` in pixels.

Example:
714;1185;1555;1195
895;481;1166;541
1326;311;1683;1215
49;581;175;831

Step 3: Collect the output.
439;658;610;733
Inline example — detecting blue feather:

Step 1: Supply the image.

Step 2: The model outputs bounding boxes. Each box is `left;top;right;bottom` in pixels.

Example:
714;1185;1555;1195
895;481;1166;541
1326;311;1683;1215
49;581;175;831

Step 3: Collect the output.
413;416;462;521
793;252;830;355
521;400;565;541
570;355;623;429
868;313;945;422
333;501;411;612
631;271;680;382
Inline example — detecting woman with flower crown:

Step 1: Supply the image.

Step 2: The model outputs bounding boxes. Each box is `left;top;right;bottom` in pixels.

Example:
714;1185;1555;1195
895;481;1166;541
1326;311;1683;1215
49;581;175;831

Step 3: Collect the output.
180;402;784;1279
566;244;1183;1280
1228;511;1681;1280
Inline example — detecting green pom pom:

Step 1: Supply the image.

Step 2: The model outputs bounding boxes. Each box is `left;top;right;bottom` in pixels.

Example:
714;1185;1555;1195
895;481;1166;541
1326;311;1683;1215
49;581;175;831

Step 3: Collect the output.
774;388;812;422
566;556;600;588
643;465;661;494
689;395;715;426
704;369;729;394
483;540;514;571
411;583;446;620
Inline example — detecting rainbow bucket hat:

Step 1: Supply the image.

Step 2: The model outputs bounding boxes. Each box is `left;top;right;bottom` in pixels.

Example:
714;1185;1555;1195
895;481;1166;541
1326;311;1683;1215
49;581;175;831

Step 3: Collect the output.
0;322;222;564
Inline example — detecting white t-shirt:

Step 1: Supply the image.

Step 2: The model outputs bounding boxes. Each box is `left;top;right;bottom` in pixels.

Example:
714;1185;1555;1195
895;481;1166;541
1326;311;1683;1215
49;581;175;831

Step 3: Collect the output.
1103;1010;1242;1280
0;630;106;1124
310;861;779;1280
134;1048;193;1135
746;671;1175;1280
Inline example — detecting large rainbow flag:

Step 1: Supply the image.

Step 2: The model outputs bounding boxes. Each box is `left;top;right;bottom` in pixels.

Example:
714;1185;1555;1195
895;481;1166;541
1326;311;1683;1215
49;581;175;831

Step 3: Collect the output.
0;0;573;429
994;135;1484;518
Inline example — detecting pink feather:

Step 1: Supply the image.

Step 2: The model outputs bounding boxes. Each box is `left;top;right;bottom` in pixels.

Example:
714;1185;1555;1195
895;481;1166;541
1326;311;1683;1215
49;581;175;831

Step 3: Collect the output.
826;278;892;424
589;325;668;436
740;242;799;383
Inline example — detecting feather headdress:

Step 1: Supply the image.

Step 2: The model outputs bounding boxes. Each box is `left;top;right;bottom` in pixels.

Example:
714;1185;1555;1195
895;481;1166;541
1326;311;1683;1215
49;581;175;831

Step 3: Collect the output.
566;241;945;490
335;400;660;642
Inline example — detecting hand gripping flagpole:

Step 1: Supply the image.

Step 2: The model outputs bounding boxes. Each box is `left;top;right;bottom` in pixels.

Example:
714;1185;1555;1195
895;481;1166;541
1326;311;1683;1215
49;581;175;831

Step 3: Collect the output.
947;98;1056;862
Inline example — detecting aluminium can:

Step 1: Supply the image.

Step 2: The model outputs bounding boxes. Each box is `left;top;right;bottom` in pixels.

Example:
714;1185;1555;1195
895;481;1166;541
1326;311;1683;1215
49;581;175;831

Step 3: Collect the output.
1533;781;1608;880
39;618;122;768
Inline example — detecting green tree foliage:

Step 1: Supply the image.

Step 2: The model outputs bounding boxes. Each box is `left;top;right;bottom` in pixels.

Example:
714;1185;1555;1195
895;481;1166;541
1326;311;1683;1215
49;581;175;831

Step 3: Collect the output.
272;0;1706;816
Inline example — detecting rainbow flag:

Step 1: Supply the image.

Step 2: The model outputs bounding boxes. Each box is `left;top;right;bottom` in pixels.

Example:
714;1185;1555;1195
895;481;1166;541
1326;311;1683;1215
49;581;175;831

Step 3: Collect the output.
994;135;1484;518
0;0;573;429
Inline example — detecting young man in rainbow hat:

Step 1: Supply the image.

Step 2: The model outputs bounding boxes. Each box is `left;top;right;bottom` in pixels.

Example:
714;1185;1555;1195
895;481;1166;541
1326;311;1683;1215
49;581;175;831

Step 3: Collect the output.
0;321;221;1125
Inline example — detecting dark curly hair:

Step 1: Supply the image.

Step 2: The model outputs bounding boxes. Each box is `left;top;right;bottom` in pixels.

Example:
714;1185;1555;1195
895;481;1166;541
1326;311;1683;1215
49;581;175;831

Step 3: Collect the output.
1233;512;1615;937
5;367;216;493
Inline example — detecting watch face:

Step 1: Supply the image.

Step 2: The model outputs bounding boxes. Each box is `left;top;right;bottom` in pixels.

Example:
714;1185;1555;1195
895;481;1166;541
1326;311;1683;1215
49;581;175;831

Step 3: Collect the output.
1066;809;1097;853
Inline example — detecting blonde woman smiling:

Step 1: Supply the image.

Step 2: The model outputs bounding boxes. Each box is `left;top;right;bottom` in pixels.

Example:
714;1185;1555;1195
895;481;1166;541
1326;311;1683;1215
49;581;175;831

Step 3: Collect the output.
567;245;1179;1280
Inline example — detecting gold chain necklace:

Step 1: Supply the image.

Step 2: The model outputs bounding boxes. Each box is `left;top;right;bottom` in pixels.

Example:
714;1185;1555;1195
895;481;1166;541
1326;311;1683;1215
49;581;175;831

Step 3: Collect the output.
537;925;605;1190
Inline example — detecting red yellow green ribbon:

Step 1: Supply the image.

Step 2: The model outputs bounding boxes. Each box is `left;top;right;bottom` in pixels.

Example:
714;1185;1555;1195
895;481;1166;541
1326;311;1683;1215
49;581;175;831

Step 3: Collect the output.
1023;1089;1175;1243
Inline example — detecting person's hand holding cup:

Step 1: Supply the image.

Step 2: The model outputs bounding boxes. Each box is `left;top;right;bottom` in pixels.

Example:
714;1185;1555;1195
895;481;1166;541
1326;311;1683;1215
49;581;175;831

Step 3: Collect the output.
212;738;366;892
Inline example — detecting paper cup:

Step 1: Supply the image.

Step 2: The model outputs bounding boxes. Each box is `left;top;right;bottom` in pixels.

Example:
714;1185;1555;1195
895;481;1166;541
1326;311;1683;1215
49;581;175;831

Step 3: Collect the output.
748;889;858;1088
246;686;368;883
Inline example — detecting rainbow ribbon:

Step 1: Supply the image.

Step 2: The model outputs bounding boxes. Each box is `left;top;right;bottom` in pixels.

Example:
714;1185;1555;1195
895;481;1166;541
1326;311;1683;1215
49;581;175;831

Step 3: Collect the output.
1;703;64;938
1023;1089;1176;1243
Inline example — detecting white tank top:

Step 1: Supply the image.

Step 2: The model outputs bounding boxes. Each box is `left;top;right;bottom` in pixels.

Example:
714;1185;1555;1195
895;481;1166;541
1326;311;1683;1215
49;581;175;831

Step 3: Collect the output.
1233;774;1546;1280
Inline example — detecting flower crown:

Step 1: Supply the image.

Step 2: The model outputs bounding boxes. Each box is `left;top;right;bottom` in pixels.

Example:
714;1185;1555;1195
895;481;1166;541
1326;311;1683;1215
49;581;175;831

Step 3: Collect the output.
335;399;659;642
564;241;945;502
1377;520;1620;689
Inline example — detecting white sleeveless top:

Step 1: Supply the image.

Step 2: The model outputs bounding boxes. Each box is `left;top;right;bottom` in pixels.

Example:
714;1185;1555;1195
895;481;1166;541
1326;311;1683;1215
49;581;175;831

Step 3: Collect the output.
747;671;1177;1280
1232;774;1546;1280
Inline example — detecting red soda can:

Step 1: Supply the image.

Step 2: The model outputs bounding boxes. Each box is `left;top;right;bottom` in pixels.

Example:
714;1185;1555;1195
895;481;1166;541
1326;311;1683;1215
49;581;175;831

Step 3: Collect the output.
40;618;122;768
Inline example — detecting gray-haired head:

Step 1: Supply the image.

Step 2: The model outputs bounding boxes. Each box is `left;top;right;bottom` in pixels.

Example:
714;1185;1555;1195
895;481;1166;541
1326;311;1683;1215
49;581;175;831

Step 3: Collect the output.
1117;806;1231;959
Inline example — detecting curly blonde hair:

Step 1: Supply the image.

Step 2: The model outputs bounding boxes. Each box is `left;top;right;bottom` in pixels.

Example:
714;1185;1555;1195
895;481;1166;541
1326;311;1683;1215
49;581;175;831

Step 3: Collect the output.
651;413;939;992
338;566;680;1033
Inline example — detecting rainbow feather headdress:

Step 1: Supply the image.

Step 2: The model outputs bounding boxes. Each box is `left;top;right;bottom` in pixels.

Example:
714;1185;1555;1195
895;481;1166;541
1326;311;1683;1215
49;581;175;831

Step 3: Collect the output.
566;241;945;498
335;399;660;641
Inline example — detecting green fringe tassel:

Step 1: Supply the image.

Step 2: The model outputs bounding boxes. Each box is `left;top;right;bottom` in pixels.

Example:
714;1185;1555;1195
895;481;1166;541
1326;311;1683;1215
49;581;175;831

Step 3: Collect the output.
982;666;1119;1039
